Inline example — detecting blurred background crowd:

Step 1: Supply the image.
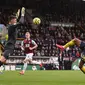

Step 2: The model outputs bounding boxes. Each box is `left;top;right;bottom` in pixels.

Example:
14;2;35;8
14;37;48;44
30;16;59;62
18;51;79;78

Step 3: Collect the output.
0;0;85;70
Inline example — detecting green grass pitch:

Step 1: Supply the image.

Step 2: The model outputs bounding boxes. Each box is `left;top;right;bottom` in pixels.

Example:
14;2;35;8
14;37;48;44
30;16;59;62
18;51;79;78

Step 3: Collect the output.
0;70;85;85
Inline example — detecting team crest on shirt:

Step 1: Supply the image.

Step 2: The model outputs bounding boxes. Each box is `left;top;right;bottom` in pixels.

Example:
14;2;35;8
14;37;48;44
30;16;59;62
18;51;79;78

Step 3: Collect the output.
25;44;30;47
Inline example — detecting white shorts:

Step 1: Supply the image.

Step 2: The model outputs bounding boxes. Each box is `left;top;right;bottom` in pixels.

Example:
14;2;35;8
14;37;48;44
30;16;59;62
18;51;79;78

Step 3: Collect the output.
25;53;33;60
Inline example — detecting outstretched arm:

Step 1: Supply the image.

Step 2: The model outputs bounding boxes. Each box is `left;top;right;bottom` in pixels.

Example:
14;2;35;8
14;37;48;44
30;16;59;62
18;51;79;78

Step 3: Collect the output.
15;7;25;26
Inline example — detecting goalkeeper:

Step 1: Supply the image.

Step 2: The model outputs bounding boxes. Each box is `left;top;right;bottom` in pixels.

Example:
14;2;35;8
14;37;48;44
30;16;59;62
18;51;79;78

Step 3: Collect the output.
0;7;25;66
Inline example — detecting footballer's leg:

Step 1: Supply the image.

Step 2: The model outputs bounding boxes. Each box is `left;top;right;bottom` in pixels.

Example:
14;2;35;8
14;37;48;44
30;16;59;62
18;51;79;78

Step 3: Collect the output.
20;59;28;75
20;54;29;75
56;38;81;50
79;41;85;74
28;53;33;64
0;56;6;67
0;44;6;66
0;42;4;59
0;49;14;66
79;59;85;74
20;53;33;75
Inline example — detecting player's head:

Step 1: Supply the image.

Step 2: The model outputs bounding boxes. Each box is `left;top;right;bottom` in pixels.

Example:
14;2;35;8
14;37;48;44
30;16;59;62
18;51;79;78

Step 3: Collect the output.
25;32;30;39
8;15;17;25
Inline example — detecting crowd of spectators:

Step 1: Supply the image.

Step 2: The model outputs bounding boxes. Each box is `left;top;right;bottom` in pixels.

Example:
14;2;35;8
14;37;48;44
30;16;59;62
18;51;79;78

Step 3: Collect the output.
13;23;84;59
0;8;85;59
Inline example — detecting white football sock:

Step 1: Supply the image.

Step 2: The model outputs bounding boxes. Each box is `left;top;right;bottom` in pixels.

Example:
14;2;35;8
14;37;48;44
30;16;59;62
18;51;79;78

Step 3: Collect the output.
23;62;27;73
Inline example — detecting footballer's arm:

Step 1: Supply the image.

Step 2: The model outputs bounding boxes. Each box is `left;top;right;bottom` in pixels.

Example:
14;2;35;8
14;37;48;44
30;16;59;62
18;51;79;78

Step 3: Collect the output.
29;42;38;50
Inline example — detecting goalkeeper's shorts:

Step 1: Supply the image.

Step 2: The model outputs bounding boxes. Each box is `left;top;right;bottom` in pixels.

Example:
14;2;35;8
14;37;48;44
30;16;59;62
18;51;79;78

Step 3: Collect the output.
3;49;14;59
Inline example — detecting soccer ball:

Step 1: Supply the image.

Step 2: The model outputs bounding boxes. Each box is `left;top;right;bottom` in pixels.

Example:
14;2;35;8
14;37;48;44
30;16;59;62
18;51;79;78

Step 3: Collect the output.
33;17;41;25
5;34;8;41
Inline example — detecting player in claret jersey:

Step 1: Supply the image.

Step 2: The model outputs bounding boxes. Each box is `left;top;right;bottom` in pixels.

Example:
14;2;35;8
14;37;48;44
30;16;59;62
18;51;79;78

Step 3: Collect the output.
20;32;38;75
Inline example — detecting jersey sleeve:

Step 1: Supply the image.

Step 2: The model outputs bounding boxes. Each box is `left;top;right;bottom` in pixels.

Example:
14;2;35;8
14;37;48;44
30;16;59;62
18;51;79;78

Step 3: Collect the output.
31;40;37;45
21;40;25;50
21;41;24;46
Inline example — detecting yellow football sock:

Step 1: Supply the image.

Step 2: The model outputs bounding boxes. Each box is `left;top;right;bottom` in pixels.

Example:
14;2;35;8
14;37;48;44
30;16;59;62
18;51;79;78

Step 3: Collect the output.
64;40;75;48
81;66;85;73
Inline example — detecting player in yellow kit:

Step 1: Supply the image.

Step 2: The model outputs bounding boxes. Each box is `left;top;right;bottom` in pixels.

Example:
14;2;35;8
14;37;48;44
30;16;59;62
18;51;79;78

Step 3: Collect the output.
56;38;85;74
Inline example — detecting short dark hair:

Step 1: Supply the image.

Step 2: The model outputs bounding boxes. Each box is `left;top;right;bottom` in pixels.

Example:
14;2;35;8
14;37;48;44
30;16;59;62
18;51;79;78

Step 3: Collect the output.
8;15;17;22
